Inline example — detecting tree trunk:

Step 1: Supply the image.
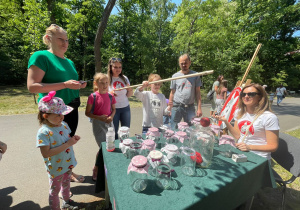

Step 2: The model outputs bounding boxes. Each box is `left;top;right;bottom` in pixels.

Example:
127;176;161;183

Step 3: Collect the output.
46;0;56;24
94;0;116;73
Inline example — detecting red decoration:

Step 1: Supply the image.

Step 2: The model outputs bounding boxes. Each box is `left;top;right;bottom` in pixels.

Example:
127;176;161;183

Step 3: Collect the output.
190;152;203;164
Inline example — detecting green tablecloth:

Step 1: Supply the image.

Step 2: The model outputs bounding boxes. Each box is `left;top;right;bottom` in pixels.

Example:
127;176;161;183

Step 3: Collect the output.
102;139;275;210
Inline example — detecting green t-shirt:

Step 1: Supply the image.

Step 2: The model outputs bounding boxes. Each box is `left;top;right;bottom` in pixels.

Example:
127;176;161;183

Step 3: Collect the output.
28;50;79;104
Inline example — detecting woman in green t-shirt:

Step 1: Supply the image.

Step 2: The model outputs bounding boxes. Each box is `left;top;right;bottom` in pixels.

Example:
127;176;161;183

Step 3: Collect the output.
27;24;86;184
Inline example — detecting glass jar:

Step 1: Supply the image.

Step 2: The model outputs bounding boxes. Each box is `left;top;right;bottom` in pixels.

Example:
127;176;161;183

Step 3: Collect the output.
128;142;142;159
191;117;201;130
147;150;164;177
210;124;221;145
156;163;172;190
127;155;149;193
180;147;196;176
174;131;189;146
140;139;156;157
118;126;130;142
163;129;177;145
219;135;236;157
185;127;196;147
177;122;189;131
119;138;133;158
161;144;179;165
146;127;160;143
192;129;215;168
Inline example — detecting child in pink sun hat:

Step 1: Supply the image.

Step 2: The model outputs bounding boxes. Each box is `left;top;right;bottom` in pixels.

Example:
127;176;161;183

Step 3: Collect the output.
37;91;80;210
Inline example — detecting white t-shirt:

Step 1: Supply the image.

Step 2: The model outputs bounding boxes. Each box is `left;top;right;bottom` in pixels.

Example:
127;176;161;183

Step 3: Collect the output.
276;87;286;96
234;110;280;159
109;76;130;109
134;88;169;127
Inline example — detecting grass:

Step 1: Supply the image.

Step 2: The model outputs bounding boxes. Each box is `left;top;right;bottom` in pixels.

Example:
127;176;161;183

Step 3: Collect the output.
0;85;142;116
1;86;300;209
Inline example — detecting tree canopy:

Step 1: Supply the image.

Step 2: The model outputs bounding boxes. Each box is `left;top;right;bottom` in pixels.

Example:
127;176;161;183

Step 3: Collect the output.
0;0;299;91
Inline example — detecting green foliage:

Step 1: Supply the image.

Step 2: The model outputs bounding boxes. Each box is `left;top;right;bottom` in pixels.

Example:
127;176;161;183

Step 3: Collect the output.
271;70;289;87
0;0;299;92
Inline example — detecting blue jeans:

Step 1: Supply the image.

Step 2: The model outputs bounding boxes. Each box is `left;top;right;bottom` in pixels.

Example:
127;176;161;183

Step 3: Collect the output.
163;115;171;125
142;126;150;134
277;95;283;104
113;105;131;139
171;105;196;130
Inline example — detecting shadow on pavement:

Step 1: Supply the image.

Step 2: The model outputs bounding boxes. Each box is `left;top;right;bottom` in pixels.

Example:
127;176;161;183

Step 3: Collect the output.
0;186;49;210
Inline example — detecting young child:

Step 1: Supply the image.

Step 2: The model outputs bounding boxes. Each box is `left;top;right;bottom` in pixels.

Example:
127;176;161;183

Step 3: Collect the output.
134;73;170;133
36;91;80;210
85;73;116;181
269;92;275;105
215;80;228;115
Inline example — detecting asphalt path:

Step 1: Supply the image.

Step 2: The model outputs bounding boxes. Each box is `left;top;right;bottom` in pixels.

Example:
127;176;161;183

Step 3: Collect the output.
0;98;299;209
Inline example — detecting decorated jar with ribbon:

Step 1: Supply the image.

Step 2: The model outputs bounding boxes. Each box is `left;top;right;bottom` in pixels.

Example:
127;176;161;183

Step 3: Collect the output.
128;142;142;159
146;127;160;143
118;126;130;142
219;135;236;157
177;122;189;131
119;138;133;158
174;131;189;146
210;124;221;145
192;129;215;168
127;155;149;192
191;117;201;130
147;150;168;176
140;139;156;157
156;163;172;190
161;144;180;165
163;129;177;145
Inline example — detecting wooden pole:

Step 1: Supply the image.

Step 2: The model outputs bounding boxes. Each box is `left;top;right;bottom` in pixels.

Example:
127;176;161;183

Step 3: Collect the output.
114;70;214;91
239;43;262;85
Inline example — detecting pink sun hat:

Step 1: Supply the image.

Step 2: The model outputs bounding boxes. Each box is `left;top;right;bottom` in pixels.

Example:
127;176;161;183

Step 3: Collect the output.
38;91;73;115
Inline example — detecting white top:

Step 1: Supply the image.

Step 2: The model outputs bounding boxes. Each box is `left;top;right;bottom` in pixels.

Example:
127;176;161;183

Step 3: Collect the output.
234;110;280;159
109;76;130;108
276;87;286;96
134;88;170;127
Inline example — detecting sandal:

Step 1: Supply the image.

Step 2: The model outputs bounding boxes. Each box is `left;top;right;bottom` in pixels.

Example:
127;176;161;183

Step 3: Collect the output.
70;174;85;183
61;199;79;210
92;168;97;182
59;191;73;200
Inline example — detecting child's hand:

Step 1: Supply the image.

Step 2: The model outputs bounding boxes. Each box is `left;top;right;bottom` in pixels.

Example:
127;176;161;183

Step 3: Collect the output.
106;116;113;123
67;136;79;146
142;81;149;88
74;135;81;141
98;115;108;122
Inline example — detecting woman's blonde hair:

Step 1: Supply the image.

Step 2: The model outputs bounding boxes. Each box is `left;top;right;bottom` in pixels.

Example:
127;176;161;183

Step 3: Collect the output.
236;83;271;119
107;58;128;86
148;73;161;82
217;80;228;95
93;73;108;92
42;24;67;48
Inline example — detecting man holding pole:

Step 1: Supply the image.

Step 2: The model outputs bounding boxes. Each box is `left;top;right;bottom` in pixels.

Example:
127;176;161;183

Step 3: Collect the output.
168;54;203;129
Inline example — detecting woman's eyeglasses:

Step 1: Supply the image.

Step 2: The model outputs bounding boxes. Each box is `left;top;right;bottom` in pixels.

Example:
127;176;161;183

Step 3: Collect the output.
241;92;260;98
110;57;122;62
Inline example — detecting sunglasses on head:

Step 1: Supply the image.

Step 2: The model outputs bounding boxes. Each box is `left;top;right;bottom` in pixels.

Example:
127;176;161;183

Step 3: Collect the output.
241;92;260;97
110;57;122;62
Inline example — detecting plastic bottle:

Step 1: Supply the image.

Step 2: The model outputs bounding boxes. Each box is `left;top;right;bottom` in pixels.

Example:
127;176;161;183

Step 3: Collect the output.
106;127;115;152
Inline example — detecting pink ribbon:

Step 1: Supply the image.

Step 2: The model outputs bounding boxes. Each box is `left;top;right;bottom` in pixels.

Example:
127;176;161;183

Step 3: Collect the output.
42;91;56;102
